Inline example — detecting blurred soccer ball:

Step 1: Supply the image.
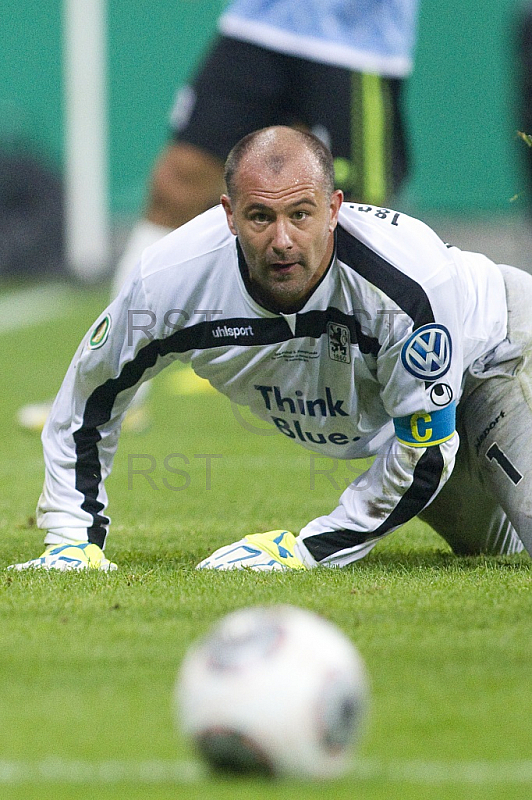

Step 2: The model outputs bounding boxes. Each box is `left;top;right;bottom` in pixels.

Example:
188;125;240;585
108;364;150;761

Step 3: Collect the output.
175;604;369;779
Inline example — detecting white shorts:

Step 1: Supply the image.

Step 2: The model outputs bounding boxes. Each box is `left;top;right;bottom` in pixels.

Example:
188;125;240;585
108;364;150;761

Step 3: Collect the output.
420;264;532;555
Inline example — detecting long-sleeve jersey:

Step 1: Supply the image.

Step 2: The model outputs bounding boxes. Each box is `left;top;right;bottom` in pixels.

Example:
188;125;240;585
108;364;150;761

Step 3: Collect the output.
37;204;509;564
219;0;420;76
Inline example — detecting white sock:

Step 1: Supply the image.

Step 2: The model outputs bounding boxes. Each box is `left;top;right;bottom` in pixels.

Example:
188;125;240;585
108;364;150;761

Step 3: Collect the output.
112;219;172;297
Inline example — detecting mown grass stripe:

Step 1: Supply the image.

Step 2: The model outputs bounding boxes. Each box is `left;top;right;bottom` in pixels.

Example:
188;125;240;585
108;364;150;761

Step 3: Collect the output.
0;759;205;784
1;758;532;785
352;757;532;784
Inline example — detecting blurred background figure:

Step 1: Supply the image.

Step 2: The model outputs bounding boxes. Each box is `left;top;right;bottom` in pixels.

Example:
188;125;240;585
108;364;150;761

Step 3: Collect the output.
18;0;418;432
113;0;420;293
15;0;420;434
0;103;64;279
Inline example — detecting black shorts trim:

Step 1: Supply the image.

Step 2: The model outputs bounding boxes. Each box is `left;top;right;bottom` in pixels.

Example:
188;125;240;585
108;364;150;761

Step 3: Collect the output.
171;35;409;201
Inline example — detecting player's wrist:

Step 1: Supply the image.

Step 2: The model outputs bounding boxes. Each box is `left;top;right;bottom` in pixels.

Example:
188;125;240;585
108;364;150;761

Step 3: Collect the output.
293;538;318;568
43;530;90;547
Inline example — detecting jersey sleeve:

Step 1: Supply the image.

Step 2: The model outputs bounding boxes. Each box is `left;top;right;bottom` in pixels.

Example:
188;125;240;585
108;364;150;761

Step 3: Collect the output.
296;211;464;568
296;432;458;567
36;272;178;548
296;313;460;568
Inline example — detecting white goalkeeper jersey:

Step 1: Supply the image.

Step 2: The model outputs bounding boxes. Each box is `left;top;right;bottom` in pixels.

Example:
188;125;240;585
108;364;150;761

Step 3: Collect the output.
38;203;509;564
219;0;420;76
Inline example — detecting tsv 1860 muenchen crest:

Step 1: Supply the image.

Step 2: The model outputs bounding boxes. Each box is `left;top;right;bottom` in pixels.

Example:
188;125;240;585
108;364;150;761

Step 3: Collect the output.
327;321;351;364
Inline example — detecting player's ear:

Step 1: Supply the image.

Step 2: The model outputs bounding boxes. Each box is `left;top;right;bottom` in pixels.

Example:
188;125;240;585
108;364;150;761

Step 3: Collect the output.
221;194;237;236
328;190;343;232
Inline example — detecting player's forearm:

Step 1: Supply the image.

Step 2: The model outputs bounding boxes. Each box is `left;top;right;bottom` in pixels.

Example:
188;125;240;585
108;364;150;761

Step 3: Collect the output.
296;435;458;567
35;276;159;546
36;401;114;546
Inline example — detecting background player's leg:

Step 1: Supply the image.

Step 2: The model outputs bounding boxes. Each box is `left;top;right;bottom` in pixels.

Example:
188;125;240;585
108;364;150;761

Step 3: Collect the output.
293;57;408;204
146;142;225;230
111;142;224;296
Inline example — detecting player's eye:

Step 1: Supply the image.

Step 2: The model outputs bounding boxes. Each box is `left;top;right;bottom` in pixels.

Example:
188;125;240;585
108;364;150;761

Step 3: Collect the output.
248;212;270;224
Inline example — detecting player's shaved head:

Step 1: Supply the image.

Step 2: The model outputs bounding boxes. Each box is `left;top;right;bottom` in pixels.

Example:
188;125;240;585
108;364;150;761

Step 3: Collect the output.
221;125;343;315
224;126;335;199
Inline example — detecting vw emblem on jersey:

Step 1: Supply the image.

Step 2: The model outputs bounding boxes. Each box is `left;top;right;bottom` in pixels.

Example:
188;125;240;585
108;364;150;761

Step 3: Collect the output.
401;324;452;381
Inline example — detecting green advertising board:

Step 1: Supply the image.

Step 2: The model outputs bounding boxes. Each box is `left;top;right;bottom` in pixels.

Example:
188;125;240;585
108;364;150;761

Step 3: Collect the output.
0;0;528;214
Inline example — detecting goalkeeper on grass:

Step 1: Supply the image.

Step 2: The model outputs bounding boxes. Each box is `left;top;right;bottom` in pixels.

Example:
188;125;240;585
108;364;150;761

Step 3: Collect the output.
10;126;532;572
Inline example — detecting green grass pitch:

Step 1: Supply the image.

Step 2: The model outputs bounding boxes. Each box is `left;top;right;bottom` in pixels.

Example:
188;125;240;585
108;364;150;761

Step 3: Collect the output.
1;279;532;800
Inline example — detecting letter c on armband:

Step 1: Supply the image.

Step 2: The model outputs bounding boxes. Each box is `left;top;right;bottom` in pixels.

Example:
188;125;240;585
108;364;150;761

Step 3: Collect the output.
393;402;456;447
410;413;432;442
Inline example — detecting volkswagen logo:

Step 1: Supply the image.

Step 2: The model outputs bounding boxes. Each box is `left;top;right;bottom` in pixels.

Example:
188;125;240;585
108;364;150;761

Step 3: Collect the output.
401;324;452;381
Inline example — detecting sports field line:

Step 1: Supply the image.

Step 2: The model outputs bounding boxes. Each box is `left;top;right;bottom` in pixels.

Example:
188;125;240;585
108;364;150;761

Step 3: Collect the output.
0;283;73;334
1;757;532;785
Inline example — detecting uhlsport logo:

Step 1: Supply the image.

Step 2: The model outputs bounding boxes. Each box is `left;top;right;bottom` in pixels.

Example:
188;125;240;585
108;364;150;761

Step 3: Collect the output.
327;321;351;363
212;324;254;339
401;324;452;381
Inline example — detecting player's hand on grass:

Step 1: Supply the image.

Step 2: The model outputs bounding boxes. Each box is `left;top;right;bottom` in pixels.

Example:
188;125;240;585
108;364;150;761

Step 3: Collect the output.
8;542;117;572
196;529;307;571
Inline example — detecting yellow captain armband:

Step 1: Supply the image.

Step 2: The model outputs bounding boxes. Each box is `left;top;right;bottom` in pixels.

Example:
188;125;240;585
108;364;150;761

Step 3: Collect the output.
393;402;456;447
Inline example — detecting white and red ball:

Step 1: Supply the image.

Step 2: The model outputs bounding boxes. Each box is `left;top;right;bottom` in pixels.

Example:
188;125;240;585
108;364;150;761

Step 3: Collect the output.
175;605;369;779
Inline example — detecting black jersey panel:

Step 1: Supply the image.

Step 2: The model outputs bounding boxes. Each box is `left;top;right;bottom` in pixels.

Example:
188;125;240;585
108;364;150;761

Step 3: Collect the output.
336;223;435;328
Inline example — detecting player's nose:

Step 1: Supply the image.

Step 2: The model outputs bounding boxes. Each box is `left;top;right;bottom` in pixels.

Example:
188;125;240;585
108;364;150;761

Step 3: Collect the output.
270;218;293;253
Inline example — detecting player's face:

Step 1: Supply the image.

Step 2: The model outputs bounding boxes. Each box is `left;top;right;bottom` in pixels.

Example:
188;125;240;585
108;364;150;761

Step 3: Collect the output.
222;155;343;314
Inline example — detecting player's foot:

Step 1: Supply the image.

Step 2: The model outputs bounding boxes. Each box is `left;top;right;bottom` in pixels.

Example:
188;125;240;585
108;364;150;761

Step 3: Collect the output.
8;542;117;572
196;530;306;571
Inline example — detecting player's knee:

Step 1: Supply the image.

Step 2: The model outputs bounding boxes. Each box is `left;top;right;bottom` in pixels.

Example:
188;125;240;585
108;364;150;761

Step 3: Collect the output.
148;143;224;228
